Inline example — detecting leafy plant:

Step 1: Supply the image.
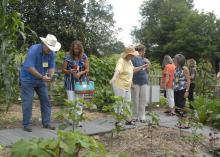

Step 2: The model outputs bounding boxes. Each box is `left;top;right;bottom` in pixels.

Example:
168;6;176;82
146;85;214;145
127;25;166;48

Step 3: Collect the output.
206;99;220;128
92;86;115;111
51;82;66;106
184;121;204;156
196;59;216;97
146;111;160;150
192;96;220;128
89;54;118;87
159;96;167;107
0;144;3;157
12;130;125;157
165;151;176;157
103;96;132;134
191;96;208;124
0;0;26;109
55;99;95;131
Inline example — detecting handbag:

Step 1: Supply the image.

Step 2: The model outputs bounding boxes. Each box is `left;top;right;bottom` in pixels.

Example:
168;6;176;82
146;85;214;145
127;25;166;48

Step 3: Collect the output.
74;76;95;94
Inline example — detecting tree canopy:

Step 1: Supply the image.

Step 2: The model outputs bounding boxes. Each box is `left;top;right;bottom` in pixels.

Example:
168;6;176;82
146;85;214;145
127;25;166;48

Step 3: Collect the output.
133;0;220;61
11;0;121;54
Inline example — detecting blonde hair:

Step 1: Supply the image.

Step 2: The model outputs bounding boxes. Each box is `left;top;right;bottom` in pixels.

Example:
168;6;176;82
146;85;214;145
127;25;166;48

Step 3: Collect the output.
187;59;196;68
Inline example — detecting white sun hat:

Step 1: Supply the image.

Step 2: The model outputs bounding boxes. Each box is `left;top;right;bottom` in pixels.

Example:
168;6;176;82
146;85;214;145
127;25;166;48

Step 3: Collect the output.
40;34;61;51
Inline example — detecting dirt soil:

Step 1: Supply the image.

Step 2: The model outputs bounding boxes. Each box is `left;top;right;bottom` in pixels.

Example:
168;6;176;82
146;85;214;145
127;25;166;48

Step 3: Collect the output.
0;101;108;129
1;104;220;157
97;125;220;157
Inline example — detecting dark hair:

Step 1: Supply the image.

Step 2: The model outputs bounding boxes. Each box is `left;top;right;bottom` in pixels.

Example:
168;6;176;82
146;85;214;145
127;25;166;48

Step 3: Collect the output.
174;54;186;67
135;44;146;52
69;40;84;58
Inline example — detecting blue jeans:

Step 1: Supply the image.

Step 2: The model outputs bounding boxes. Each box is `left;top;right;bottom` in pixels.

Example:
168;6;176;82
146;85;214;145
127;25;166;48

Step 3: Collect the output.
21;80;51;127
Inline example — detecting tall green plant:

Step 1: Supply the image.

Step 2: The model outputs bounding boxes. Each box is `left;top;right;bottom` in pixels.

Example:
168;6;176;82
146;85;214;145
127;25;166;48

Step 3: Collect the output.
103;96;132;134
196;59;216;96
0;0;25;109
56;99;96;131
89;54;118;111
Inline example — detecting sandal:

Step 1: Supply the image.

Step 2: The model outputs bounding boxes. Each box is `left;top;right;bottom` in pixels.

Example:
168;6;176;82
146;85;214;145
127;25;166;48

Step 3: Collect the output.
139;120;147;123
176;125;190;129
164;110;170;114
167;112;176;116
125;120;135;125
131;119;138;122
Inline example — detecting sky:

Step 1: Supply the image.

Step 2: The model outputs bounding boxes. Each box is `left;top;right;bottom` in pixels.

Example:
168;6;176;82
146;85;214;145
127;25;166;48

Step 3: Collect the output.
107;0;220;46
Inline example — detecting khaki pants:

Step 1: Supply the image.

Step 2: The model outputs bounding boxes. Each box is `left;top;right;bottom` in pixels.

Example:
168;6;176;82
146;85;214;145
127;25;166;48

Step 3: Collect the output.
66;90;83;115
131;84;149;121
166;88;175;108
112;84;131;115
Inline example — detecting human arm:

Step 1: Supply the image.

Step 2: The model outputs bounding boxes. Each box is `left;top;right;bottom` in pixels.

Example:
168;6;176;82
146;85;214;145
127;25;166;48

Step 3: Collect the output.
133;64;148;73
183;67;191;98
189;68;196;80
164;72;170;89
76;58;89;78
110;70;120;84
26;46;50;81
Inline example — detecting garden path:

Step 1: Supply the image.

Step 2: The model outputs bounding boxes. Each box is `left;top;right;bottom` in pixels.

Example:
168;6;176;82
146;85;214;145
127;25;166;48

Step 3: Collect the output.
0;111;219;147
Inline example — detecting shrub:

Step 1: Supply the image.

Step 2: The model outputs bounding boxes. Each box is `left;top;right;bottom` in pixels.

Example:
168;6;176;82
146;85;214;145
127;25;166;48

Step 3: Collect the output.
195;59;216;97
89;54;119;111
192;96;220;128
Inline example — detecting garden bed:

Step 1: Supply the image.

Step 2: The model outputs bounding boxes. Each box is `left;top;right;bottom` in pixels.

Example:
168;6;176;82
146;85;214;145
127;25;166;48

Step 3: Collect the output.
0;102;109;129
97;125;220;157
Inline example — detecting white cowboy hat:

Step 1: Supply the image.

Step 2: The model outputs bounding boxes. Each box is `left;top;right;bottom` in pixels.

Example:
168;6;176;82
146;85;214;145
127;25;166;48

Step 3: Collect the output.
40;34;61;51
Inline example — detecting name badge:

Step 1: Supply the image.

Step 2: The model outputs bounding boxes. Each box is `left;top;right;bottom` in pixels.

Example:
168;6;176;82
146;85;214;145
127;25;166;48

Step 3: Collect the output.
43;62;48;68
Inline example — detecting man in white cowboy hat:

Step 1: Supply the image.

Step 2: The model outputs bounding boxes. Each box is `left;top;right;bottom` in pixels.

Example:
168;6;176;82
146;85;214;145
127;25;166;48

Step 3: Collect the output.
20;34;61;132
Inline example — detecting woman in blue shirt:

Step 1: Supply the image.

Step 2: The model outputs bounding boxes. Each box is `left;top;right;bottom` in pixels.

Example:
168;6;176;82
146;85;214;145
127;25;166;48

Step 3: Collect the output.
62;40;89;114
131;44;150;123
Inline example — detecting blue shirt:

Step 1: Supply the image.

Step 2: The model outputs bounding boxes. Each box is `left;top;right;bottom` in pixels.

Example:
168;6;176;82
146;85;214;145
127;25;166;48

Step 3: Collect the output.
131;56;148;85
20;44;56;81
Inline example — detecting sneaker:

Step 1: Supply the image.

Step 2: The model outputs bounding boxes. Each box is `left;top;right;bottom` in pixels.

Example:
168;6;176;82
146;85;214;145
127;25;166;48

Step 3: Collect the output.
24;126;32;132
43;124;56;130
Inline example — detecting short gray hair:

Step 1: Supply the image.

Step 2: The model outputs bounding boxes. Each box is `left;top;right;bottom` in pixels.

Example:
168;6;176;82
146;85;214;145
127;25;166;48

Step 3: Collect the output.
174;54;186;67
162;55;173;68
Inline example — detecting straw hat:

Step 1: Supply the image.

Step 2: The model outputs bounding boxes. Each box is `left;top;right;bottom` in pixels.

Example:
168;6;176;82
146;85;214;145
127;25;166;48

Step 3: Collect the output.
121;46;139;58
40;34;61;51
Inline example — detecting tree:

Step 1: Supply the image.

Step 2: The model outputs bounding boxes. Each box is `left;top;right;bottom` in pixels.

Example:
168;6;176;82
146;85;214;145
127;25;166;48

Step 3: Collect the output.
132;0;220;62
84;0;117;54
11;0;118;53
0;0;25;109
165;11;220;59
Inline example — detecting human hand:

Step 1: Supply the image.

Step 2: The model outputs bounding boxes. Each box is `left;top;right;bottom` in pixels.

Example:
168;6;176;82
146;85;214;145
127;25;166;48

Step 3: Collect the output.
184;91;189;98
42;75;51;82
109;78;116;84
69;69;77;74
142;64;148;70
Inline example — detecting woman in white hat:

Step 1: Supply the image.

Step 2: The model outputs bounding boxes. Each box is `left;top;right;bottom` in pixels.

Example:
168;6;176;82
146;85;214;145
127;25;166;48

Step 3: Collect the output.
110;46;148;125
